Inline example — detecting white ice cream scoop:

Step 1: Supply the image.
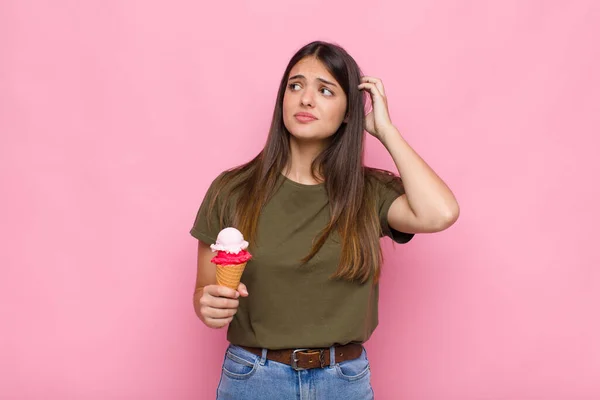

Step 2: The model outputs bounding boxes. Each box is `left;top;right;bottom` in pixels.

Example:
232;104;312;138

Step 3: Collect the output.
210;227;249;254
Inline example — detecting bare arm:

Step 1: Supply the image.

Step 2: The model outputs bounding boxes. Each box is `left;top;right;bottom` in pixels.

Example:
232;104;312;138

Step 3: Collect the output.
192;241;217;319
382;129;460;233
357;76;459;233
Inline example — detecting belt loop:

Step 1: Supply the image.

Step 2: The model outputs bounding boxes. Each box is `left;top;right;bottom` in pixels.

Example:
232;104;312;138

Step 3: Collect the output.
259;348;268;365
329;345;336;366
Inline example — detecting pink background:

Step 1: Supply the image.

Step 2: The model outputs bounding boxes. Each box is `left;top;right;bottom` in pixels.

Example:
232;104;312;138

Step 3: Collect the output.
1;1;599;399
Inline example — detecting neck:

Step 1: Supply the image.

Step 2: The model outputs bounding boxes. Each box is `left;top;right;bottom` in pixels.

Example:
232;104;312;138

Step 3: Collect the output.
283;136;328;185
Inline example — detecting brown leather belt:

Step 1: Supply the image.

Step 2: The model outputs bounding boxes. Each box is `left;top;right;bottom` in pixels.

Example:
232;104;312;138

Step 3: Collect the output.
240;343;363;371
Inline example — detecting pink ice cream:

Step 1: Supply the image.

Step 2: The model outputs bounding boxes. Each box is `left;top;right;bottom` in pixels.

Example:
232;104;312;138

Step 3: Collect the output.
210;227;252;265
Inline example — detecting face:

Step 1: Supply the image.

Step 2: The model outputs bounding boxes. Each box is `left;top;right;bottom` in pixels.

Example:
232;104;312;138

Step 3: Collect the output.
282;57;348;142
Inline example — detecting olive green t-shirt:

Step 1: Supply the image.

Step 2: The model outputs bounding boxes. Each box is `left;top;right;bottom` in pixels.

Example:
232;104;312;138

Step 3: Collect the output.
190;171;414;350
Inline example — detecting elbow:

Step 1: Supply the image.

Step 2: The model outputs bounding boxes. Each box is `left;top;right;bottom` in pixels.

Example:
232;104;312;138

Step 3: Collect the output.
428;203;460;232
438;203;460;231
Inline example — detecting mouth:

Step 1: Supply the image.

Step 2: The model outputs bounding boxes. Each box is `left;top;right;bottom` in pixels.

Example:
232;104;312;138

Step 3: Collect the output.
294;113;318;123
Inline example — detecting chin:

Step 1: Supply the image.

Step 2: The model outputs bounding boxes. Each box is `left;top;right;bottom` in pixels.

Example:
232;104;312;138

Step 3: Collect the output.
289;131;335;143
286;123;333;141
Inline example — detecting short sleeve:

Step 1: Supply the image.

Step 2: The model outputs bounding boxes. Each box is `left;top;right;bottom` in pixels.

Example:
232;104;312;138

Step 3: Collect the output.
374;174;415;244
190;172;229;245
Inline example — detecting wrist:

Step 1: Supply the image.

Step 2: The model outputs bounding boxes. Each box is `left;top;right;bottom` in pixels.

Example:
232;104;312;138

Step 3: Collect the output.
379;126;402;146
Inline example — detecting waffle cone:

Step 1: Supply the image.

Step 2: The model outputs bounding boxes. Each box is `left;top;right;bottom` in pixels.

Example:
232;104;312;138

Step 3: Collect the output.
215;262;247;290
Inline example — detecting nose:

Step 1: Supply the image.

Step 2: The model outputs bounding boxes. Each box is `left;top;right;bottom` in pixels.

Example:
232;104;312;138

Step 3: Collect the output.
300;88;315;107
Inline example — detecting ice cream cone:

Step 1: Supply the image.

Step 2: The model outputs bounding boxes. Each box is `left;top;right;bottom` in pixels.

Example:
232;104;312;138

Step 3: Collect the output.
211;227;251;290
216;262;247;290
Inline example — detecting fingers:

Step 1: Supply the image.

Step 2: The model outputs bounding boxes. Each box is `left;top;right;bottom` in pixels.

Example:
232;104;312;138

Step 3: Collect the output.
203;306;238;319
204;284;239;299
199;295;239;309
237;282;249;297
198;294;238;328
198;284;247;329
361;76;386;97
204;316;233;329
358;82;385;105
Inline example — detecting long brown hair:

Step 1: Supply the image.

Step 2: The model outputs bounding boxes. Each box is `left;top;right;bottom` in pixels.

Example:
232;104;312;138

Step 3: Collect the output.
208;41;402;284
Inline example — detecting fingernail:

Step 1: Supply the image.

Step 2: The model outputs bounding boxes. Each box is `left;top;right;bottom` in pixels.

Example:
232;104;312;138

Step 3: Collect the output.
234;292;239;298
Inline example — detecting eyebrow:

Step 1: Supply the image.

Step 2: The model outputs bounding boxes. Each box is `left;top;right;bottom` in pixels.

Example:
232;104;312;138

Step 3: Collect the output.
288;74;338;88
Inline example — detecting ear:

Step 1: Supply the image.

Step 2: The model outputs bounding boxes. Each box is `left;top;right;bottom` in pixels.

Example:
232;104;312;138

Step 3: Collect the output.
343;114;349;123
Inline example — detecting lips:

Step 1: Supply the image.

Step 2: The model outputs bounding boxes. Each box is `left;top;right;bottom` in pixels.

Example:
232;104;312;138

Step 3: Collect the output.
294;112;317;119
294;112;318;122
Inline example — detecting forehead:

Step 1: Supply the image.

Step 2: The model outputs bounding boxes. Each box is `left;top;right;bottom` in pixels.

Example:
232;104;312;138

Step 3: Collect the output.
289;57;337;83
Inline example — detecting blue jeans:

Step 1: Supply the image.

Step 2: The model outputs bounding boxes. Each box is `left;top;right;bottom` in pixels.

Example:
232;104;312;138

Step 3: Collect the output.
216;344;375;400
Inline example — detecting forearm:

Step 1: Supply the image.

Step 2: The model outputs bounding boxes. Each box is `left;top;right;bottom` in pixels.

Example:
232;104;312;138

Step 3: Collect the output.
380;126;460;227
193;240;218;319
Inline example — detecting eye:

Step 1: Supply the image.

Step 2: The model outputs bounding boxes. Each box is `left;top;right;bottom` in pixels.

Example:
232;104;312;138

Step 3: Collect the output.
287;83;334;97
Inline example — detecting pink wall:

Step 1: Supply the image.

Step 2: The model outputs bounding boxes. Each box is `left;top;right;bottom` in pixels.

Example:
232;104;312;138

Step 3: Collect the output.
1;1;599;398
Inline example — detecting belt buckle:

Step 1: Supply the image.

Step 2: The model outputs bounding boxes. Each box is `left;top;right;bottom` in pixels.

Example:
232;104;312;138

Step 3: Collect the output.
291;349;309;371
291;348;326;371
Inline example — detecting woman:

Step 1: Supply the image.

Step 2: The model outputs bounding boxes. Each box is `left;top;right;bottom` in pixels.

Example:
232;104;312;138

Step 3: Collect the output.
190;40;459;399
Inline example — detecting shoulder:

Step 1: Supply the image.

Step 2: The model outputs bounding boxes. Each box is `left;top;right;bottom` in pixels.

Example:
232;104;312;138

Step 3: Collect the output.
364;167;405;195
204;167;251;205
209;168;246;190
